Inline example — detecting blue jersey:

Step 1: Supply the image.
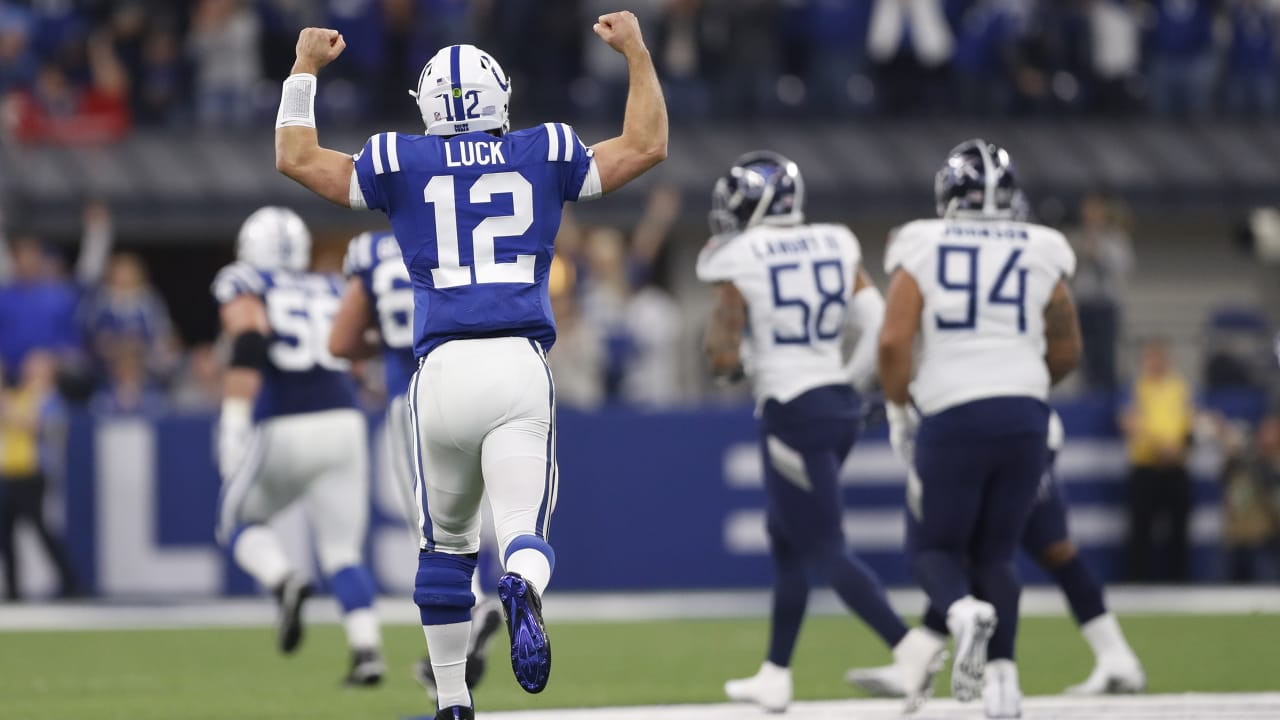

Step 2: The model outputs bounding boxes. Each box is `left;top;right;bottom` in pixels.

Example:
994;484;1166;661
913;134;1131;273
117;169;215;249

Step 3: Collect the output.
211;263;357;421
342;231;418;399
352;123;598;357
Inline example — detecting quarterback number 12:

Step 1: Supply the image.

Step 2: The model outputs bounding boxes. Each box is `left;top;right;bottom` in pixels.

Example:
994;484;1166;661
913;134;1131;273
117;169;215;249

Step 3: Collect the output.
423;172;535;289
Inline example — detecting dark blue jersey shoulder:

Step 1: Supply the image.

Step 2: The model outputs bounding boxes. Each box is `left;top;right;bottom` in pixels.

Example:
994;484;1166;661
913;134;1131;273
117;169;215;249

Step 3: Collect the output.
343;231;418;399
352;124;594;358
211;263;356;420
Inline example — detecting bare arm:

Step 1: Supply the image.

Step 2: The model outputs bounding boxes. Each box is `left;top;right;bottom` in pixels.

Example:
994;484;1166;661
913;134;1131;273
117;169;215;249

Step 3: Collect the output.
589;12;669;195
220;295;270;403
274;28;356;206
877;270;923;405
329;277;380;360
1044;279;1082;386
705;282;746;378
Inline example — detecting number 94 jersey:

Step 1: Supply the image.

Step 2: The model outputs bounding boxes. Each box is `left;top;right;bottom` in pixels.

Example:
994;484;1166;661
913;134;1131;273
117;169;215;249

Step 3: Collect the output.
885;218;1076;416
211;264;356;421
697;223;866;407
350;124;601;358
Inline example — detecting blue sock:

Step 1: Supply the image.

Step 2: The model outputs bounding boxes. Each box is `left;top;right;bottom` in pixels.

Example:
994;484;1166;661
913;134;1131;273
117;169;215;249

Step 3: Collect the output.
819;542;908;648
923;603;948;636
330;565;376;613
912;550;971;615
766;535;810;668
1051;555;1107;626
971;561;1021;661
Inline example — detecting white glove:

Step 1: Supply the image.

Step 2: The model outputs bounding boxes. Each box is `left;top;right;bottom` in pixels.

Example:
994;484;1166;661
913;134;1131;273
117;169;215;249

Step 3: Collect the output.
217;398;255;480
886;402;920;467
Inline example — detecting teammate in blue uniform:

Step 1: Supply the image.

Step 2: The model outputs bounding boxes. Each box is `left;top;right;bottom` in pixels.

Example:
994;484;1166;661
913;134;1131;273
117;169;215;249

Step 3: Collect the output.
330;230;505;695
212;206;384;687
273;14;667;719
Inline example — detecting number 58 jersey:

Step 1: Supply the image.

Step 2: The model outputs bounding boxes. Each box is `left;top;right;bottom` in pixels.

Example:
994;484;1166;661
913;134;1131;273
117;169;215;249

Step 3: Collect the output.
697;223;866;407
350;124;601;358
885;218;1076;416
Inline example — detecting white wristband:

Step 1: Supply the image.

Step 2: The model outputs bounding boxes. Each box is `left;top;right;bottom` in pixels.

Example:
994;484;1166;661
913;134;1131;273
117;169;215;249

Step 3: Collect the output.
276;73;317;129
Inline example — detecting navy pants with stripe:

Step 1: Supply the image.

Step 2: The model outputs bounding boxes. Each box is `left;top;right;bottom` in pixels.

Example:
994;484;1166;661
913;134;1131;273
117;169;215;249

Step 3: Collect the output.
759;385;908;667
908;396;1049;662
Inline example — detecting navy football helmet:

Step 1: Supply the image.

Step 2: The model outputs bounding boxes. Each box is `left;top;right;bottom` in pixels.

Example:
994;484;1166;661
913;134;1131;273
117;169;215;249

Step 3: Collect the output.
709;151;805;236
934;138;1019;219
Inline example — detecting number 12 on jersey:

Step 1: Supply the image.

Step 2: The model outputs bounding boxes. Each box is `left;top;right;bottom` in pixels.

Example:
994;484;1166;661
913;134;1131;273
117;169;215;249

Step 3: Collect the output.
423;171;535;289
935;244;1028;332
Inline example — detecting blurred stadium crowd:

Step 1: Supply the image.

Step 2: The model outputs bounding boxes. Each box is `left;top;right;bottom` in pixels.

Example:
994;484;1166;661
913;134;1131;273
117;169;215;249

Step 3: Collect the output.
3;0;1280;142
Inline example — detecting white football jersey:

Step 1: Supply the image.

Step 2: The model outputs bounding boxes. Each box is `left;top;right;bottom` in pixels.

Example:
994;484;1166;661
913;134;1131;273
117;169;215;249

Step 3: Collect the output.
885;217;1076;416
697;223;865;406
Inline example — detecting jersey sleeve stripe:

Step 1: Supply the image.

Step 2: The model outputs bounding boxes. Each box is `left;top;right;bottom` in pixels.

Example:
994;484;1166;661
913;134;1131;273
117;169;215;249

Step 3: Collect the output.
544;122;559;162
372;133;385;175
559;123;574;162
386;132;400;173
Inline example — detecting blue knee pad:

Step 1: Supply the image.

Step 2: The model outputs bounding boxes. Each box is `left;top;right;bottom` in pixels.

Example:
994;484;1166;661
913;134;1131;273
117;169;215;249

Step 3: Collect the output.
414;552;477;626
503;535;556;575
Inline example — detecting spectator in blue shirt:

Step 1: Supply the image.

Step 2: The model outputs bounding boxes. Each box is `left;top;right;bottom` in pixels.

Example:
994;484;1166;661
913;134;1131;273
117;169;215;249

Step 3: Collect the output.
80;252;178;383
0;5;38;95
89;338;167;417
800;0;874;115
0;202;111;387
1147;0;1220;118
1225;0;1276;116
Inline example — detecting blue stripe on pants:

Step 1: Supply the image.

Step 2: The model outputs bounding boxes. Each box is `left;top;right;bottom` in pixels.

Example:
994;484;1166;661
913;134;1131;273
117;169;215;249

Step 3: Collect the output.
529;339;556;539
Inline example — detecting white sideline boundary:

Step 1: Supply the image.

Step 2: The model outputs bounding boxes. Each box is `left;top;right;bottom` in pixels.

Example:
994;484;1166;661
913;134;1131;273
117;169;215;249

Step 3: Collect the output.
481;694;1280;720
1;586;1278;632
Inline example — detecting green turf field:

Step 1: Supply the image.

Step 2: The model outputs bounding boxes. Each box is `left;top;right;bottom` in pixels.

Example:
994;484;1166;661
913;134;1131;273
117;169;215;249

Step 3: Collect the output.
2;614;1277;720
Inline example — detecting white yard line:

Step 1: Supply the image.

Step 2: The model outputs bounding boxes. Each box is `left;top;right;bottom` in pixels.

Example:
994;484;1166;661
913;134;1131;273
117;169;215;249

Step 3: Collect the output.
478;694;1280;720
2;586;1279;632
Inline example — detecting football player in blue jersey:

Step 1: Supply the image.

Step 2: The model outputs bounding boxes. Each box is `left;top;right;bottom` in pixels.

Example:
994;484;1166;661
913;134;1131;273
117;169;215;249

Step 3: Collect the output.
211;207;385;687
330;230;506;696
273;13;667;719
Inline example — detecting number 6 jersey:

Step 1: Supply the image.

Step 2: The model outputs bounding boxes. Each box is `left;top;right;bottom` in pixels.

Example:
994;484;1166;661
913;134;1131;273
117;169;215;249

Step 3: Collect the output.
211;265;357;420
348;124;602;358
884;217;1076;416
696;223;866;407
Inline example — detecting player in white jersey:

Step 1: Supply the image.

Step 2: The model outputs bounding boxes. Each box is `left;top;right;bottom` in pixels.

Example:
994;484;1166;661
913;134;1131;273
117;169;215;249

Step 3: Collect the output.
212;207;384;686
697;152;943;713
272;14;667;719
849;196;1144;700
877;139;1083;718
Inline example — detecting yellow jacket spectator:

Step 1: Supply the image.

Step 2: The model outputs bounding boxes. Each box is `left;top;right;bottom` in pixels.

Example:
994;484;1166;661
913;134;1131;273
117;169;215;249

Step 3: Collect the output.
0;351;78;600
1120;338;1195;583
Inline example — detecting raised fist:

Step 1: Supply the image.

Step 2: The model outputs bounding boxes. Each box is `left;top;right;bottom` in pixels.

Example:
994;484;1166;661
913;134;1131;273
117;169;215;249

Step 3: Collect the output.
294;28;346;72
593;11;647;56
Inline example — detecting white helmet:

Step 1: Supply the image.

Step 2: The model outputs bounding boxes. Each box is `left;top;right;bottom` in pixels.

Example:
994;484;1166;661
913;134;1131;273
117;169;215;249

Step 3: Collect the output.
236;206;311;272
410;44;511;136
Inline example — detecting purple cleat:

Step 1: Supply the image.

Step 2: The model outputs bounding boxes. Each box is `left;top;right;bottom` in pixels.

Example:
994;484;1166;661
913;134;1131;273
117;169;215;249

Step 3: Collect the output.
497;572;551;694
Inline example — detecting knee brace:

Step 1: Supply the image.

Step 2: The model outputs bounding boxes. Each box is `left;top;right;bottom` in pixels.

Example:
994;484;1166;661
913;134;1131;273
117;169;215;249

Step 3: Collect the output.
414;551;477;626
